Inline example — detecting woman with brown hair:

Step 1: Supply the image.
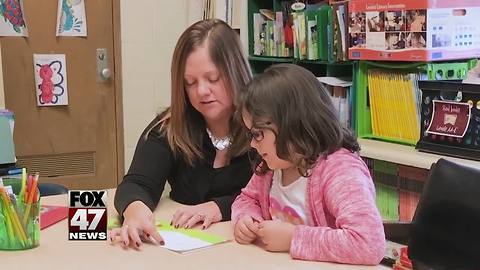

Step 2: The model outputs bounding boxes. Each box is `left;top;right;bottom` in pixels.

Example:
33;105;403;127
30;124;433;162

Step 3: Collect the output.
110;19;253;248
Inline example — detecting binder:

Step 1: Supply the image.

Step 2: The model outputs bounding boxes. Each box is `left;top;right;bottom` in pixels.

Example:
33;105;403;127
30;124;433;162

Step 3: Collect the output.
318;5;332;61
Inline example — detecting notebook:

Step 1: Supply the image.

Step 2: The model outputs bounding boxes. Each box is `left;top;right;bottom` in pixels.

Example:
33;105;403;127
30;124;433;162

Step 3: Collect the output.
40;205;68;230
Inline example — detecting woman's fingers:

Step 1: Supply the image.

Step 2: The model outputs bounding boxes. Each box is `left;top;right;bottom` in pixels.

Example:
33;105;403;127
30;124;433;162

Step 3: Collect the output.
184;213;204;229
120;225;130;248
127;225;142;249
171;210;186;228
201;215;212;230
108;228;122;243
174;212;193;228
171;211;180;226
143;224;165;246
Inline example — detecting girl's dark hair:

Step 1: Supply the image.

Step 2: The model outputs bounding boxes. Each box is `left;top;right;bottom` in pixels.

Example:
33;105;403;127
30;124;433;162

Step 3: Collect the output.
238;64;360;176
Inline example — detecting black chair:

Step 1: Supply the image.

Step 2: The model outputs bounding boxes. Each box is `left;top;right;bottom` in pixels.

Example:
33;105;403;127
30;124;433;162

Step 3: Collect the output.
38;183;69;197
408;159;480;270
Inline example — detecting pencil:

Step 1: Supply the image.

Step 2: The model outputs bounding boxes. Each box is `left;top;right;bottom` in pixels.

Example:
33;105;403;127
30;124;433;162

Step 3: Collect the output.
0;188;27;247
19;168;27;204
23;174;39;226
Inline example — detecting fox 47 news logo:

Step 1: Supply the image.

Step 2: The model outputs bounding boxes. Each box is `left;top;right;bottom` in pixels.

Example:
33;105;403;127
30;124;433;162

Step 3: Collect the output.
68;190;107;240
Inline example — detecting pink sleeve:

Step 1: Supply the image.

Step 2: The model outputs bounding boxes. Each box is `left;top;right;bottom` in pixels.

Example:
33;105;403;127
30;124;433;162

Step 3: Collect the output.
290;158;386;265
231;174;265;225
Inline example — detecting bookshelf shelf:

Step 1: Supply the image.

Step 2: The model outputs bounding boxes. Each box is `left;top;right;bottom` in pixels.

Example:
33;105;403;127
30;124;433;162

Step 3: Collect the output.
248;55;293;63
248;56;354;65
295;59;353;66
359;138;480;170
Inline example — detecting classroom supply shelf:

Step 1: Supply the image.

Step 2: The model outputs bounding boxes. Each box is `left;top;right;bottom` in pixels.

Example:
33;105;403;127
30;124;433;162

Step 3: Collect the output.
359;138;480;170
354;60;477;146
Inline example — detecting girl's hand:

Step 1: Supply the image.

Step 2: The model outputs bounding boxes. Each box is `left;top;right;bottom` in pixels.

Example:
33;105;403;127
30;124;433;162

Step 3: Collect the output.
171;201;222;229
257;220;295;252
234;216;260;244
108;201;164;249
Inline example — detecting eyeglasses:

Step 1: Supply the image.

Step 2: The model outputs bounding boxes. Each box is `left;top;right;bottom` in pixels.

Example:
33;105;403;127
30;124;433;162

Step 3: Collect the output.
246;128;264;142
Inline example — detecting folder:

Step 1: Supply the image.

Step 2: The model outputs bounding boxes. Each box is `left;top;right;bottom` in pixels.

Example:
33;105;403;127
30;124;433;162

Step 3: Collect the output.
0;111;15;165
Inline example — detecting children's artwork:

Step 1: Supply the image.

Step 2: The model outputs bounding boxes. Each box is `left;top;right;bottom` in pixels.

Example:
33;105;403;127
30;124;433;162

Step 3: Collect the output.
33;54;69;106
0;0;28;36
56;0;87;36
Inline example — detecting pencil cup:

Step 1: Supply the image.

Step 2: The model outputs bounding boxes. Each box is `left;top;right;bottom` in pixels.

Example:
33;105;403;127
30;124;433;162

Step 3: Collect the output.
0;181;40;250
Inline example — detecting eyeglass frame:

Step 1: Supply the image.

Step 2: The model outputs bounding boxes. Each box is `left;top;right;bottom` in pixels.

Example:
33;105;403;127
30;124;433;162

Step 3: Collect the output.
245;121;273;142
246;127;264;142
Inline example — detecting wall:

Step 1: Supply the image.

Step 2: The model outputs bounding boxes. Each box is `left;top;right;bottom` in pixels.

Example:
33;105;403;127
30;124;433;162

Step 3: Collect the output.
0;45;4;109
120;0;188;170
120;1;247;171
0;2;245;169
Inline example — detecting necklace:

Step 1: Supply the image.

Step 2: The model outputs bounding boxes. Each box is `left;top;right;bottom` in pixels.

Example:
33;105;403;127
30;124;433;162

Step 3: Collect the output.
206;128;232;150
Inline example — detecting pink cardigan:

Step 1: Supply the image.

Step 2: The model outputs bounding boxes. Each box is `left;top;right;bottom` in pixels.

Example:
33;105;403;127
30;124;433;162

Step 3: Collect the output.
232;148;386;265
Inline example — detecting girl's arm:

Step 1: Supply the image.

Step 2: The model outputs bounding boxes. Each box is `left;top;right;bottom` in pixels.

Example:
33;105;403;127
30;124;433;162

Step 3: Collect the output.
290;159;385;265
231;173;267;225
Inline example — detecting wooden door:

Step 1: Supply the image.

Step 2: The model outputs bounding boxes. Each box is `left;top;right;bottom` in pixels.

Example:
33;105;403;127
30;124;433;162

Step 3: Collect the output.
0;0;121;189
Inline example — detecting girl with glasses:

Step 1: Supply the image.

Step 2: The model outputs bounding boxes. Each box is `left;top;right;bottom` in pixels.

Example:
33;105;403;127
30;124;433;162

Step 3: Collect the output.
232;64;385;265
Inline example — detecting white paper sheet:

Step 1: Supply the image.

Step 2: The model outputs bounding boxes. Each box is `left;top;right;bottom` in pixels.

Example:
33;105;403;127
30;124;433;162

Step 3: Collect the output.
160;231;215;253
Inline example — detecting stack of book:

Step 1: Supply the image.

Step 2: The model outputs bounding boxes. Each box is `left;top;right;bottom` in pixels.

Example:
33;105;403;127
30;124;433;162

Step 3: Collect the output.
367;69;422;145
252;1;349;61
317;76;353;127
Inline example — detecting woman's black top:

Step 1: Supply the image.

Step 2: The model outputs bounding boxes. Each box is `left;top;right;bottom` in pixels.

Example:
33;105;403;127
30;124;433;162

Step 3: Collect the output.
114;117;253;221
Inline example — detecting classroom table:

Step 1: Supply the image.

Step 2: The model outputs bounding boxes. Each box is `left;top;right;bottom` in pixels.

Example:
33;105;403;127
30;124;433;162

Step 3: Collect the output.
0;189;391;270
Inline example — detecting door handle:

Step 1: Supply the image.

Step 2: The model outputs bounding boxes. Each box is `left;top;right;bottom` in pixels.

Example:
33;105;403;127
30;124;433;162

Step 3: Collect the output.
96;48;111;82
101;68;112;80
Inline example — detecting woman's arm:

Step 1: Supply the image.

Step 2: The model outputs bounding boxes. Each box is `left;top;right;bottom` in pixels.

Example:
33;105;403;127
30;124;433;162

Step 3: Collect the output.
210;154;253;221
212;193;240;221
114;119;174;216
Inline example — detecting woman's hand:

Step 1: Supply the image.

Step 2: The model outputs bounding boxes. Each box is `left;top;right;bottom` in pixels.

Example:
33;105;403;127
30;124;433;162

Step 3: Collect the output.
108;201;164;249
257;220;295;252
171;201;222;229
234;216;260;244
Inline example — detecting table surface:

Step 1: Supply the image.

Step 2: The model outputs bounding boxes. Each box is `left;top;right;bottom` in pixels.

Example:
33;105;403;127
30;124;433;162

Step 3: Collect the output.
0;190;391;270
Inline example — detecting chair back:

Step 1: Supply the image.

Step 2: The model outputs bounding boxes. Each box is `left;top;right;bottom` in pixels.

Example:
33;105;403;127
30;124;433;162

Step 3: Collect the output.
38;183;69;197
409;159;480;269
